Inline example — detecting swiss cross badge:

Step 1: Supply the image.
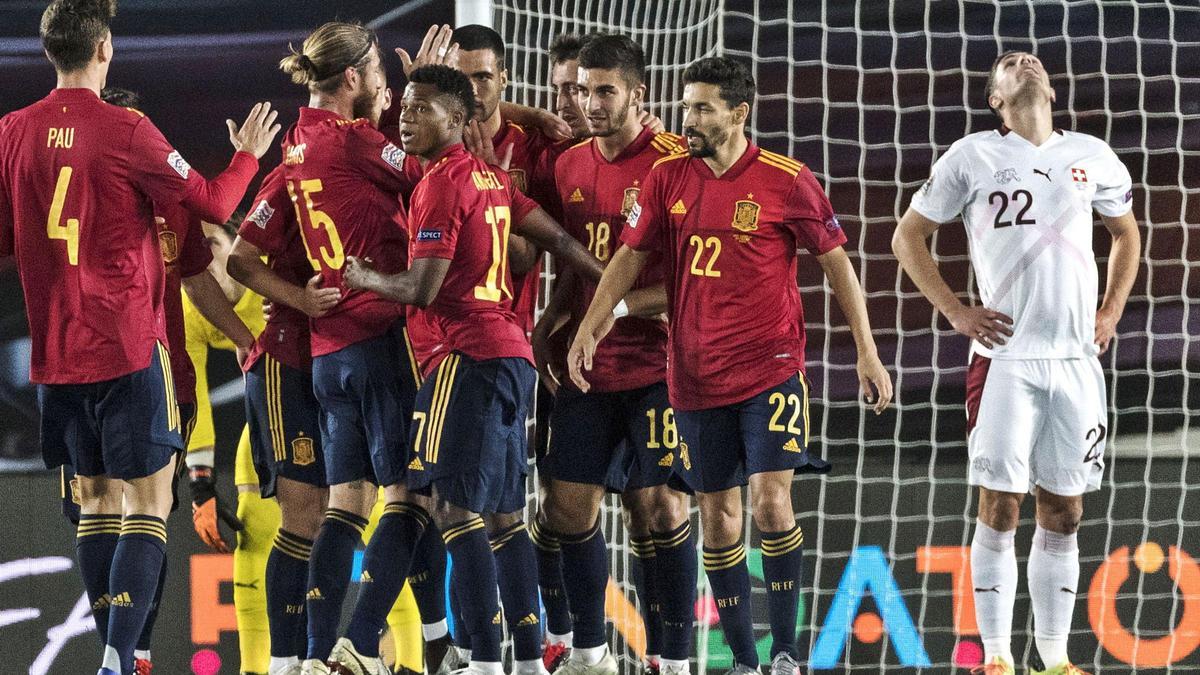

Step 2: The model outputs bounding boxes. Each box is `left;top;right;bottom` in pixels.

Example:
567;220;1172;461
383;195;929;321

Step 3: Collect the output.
1071;167;1088;183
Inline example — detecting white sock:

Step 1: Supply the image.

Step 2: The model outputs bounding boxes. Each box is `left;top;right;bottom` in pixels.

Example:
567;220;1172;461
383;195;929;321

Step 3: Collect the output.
515;658;546;675
547;630;573;647
1028;525;1079;669
571;644;608;666
269;656;300;674
423;619;449;641
456;647;473;661
470;660;505;675
102;646;122;671
661;658;690;672
971;519;1017;664
133;649;151;662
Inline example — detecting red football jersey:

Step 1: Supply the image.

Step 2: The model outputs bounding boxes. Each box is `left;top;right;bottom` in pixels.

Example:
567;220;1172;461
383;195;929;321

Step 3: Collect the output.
0;88;258;384
155;200;215;404
554;127;683;392
406;305;446;378
493;118;557;338
237;166;313;372
621;143;847;410
408;144;539;363
245;107;420;357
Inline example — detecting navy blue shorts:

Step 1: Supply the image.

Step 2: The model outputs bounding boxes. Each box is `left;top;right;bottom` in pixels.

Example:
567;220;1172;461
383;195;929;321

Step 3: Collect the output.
59;401;194;525
39;343;183;481
545;382;676;492
407;353;536;515
672;373;830;493
312;321;420;487
245;354;326;498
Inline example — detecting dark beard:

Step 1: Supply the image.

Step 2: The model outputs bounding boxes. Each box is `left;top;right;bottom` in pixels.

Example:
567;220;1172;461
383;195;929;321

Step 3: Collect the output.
351;88;376;123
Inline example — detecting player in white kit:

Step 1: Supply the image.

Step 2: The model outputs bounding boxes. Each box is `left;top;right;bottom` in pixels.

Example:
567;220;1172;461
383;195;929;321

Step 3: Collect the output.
892;51;1141;675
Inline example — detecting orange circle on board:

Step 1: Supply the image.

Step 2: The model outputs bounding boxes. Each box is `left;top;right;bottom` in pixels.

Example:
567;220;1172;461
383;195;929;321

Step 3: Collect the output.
853;612;884;643
1134;542;1165;574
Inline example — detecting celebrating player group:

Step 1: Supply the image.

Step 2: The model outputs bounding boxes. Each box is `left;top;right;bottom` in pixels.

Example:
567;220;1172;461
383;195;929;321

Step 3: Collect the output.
0;2;1138;675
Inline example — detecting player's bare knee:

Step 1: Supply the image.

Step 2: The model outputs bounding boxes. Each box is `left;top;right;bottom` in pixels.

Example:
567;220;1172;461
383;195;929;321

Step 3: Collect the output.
544;482;602;534
76;475;122;514
750;488;795;532
977;488;1022;531
484;510;523;536
327;480;375;517
647;488;689;533
697;490;742;547
430;498;475;529
1035;488;1082;534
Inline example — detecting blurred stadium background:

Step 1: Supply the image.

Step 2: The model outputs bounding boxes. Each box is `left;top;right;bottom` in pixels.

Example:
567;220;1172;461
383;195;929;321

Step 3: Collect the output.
0;1;1196;673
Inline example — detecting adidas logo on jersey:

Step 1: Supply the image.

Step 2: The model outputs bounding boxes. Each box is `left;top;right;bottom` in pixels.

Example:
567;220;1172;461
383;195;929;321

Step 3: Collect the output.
658;453;674;467
110;592;133;607
492;611;503;624
516;613;540;626
569;188;584;203
306;587;324;601
360;570;373;583
783;438;802;453
670;200;688;215
408;456;425;471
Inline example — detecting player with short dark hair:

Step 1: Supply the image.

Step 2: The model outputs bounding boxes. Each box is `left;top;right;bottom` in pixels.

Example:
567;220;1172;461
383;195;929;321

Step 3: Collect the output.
569;56;892;675
342;63;603;675
893;50;1140;675
534;33;693;675
0;2;277;673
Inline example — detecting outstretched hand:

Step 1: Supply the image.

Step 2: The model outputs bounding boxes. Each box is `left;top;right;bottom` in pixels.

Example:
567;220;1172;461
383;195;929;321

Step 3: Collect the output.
397;24;459;78
227;102;281;159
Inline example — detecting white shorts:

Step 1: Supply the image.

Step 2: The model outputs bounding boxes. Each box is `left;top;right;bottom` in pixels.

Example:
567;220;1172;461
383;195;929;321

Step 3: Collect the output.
965;355;1108;496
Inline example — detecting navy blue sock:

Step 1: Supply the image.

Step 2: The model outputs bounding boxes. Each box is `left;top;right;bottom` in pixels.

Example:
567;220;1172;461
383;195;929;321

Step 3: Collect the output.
703;542;757;668
491;521;542;662
407;523;448;625
106;515;168;674
306;508;368;660
530;517;571;637
555;519;609;650
761;526;804;659
630;536;663;657
346;503;429;657
653;521;698;662
443;517;501;662
450;571;471;650
135;553;169;651
267;529;313;658
76;514;121;643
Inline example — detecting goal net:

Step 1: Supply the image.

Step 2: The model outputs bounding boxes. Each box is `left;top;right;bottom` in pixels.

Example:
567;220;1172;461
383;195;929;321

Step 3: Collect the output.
492;0;1200;672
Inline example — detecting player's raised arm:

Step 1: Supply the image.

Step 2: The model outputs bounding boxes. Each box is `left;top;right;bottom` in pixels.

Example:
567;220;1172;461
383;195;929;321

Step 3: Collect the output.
567;244;651;392
816;246;893;413
892;207;1013;349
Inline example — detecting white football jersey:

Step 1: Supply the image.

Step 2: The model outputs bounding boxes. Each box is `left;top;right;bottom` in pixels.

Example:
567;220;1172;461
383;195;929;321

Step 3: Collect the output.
910;127;1132;359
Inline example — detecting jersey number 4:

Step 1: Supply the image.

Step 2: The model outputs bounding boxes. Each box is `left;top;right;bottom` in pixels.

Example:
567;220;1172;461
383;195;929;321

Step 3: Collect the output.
988;189;1036;229
47;166;80;265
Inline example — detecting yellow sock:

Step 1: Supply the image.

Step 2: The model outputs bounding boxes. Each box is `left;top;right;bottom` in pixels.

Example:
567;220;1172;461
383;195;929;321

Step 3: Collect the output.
234;487;281;674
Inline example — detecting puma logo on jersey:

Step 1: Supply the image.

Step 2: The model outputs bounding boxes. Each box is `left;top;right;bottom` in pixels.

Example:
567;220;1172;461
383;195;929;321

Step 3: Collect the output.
234;580;260;590
974;586;1000;594
670;200;688;215
1033;167;1052;182
568;187;584;203
783;438;802;453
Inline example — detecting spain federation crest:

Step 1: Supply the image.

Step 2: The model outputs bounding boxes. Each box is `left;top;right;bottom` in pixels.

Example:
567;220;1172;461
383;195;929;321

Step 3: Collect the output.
158;229;178;264
291;436;315;467
621;187;640;218
732;199;761;233
508;168;527;194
